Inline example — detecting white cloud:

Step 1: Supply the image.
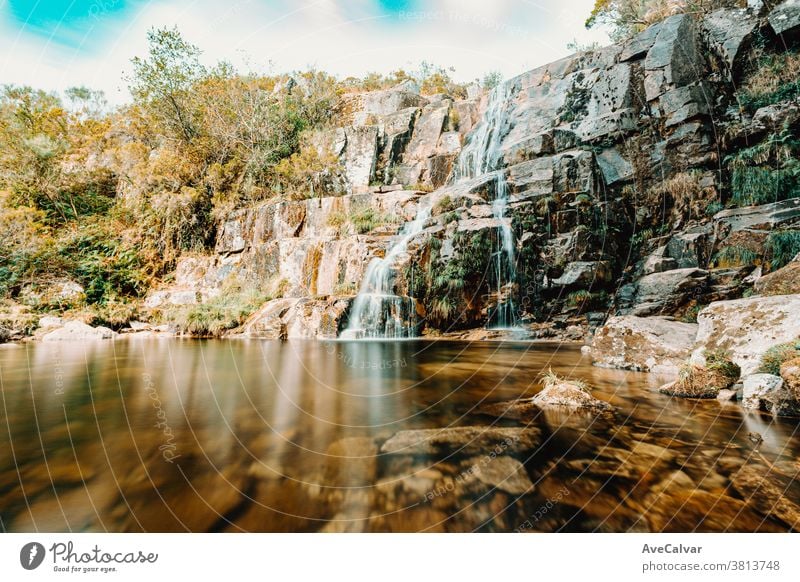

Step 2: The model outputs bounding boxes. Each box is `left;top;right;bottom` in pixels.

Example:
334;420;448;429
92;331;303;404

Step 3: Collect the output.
0;0;610;104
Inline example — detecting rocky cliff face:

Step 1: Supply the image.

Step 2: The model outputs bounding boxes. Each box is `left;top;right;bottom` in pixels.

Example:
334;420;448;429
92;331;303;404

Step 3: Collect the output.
147;2;800;342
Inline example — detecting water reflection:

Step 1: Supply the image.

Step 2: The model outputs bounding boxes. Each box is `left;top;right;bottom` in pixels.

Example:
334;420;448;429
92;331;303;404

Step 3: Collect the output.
1;339;798;532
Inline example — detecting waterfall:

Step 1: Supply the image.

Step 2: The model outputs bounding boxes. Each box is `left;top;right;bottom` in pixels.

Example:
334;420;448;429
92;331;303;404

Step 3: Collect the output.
341;80;518;339
487;174;519;329
454;82;511;181
340;203;431;339
454;82;519;329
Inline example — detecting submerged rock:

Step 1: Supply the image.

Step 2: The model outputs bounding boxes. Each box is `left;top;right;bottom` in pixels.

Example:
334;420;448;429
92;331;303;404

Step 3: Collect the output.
380;426;541;457
731;464;800;527
589;315;698;375
471;456;534;495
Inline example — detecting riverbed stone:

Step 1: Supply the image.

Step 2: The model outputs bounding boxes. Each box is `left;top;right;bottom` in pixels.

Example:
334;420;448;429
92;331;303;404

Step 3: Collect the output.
731;464;800;526
471;456;534;495
380;427;542;457
590;315;698;375
324;437;379;487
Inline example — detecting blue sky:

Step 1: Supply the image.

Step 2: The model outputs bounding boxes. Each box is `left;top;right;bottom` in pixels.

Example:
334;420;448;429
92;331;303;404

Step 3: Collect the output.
0;0;610;103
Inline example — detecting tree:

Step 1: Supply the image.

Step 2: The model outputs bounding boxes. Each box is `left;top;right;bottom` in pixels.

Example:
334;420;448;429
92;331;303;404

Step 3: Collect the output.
128;26;207;142
65;86;108;119
585;0;735;40
482;71;503;90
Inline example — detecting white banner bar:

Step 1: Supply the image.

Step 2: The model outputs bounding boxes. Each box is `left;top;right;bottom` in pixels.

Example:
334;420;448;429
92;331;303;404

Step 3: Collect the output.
1;533;797;581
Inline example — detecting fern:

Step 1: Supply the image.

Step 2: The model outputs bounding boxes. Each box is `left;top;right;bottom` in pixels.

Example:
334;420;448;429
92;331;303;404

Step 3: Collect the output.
766;230;800;269
712;245;758;268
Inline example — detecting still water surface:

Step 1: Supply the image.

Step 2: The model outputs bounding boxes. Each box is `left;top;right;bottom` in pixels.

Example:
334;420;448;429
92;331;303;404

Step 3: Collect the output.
1;338;799;532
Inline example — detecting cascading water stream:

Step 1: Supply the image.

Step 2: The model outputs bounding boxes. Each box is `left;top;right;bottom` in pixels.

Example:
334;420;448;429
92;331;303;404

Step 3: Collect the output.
342;81;518;339
487;174;519;329
454;82;510;180
341;203;431;339
454;82;520;329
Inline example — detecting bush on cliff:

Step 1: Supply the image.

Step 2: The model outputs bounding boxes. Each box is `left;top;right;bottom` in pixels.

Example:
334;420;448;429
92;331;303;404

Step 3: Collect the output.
739;50;800;113
765;230;800;270
158;286;268;337
726;128;800;207
584;0;734;41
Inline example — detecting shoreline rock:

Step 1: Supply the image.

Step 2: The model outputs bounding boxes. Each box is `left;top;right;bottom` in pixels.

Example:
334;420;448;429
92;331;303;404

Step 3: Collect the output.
40;320;116;342
742;374;800;417
692;294;800;376
588;315;698;375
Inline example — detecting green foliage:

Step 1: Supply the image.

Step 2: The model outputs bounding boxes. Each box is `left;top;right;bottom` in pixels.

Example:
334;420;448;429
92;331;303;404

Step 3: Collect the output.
632;227;655;248
326;210;348;234
704;349;741;380
270;132;345;200
758;341;800;375
85;297;141;329
738;50;800;113
164;286;267;337
535;195;556;217
482;71;503;90
403;261;426;299
433;194;457;215
342;62;468;98
566;289;591;307
705;201;724;216
127;26;207;142
350;206;395;234
584;0;730;41
0;207;148;308
574;193;593;208
0;24;349;310
765;230;800;270
680;303;704;323
726;128;800;207
712;245;757;268
565;289;609;312
424;230;493;329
